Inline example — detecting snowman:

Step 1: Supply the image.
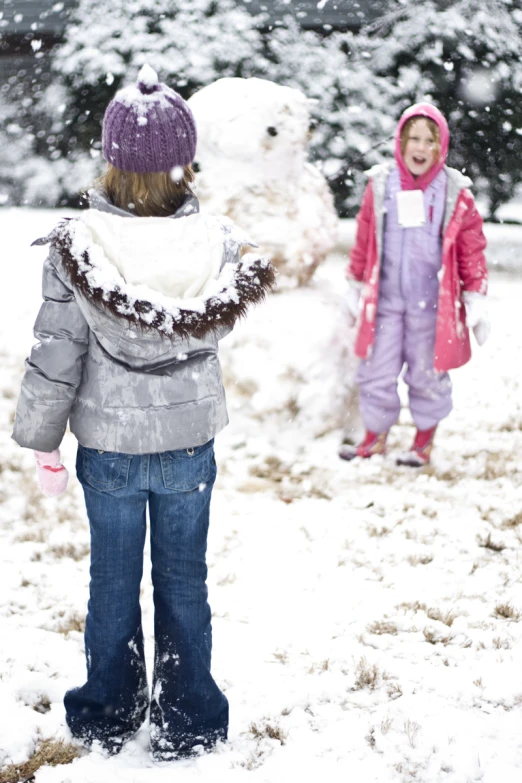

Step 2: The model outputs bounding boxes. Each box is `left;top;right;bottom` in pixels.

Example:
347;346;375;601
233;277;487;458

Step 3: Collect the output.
188;77;338;286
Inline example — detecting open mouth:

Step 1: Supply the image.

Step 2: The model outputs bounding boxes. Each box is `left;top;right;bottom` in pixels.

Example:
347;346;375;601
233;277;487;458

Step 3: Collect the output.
413;156;427;165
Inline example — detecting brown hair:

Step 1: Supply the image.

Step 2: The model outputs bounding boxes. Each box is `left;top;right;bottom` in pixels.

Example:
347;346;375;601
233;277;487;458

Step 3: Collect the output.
400;116;441;161
95;164;195;217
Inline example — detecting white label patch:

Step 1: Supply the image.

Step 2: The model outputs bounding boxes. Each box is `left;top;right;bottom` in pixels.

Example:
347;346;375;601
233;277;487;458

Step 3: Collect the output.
397;190;425;228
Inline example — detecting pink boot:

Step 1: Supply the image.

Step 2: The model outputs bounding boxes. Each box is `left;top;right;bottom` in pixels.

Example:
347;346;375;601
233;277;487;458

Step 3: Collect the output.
396;426;436;467
339;430;388;461
34;449;69;497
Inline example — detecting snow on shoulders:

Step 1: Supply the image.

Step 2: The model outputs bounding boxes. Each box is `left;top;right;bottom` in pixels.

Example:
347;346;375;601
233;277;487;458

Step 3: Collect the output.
364;161;394;180
445;166;473;190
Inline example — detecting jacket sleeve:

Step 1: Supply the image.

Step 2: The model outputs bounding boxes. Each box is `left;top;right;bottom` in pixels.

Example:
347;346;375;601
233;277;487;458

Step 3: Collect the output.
455;191;488;295
12;246;90;452
347;181;374;281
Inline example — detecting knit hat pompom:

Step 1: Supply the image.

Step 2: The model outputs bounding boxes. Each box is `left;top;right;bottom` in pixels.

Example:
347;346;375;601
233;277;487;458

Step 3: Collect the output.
102;64;197;173
137;64;161;95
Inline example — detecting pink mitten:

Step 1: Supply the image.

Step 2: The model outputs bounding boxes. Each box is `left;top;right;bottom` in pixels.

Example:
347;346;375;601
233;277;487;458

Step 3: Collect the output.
34;449;69;498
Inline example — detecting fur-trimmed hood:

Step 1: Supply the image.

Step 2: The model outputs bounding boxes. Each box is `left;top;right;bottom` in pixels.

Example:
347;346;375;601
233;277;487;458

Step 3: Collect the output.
16;193;275;455
35;194;275;348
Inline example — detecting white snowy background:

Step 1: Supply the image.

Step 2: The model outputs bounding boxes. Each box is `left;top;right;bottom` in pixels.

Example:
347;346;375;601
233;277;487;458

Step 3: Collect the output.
0;206;521;782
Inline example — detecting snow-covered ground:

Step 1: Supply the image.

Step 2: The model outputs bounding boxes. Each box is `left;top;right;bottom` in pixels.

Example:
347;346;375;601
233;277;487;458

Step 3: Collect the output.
0;209;521;783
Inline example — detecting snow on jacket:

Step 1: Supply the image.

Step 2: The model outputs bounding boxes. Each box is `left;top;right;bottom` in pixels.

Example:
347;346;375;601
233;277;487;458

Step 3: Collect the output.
347;162;488;372
12;192;275;454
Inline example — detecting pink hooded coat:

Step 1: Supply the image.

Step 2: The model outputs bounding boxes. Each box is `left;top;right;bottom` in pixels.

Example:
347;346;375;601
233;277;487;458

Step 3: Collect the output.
348;103;488;372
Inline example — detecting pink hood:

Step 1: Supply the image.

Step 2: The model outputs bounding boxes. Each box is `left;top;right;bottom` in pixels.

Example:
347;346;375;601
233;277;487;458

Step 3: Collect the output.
395;102;450;191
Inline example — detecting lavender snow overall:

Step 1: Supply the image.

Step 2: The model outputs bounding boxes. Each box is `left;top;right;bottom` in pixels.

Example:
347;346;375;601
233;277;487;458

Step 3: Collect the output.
356;167;452;433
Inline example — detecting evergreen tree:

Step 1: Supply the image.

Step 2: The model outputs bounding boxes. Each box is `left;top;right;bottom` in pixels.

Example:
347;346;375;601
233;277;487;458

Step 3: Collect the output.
17;1;396;213
4;0;520;217
36;0;268;204
362;0;522;218
263;18;400;214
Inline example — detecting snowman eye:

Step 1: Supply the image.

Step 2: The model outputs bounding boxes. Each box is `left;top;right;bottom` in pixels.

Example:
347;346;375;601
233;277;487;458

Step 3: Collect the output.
192;161;201;173
267;126;278;137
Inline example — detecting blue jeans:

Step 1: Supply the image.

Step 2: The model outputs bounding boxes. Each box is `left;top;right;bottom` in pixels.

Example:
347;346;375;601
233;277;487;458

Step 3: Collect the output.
64;439;228;759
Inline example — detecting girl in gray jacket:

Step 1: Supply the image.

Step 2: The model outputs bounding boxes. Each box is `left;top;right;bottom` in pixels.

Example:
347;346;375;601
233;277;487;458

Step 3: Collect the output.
13;65;274;761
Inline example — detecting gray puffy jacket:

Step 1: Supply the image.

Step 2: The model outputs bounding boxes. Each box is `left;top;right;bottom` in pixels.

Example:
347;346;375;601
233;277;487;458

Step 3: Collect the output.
12;193;274;454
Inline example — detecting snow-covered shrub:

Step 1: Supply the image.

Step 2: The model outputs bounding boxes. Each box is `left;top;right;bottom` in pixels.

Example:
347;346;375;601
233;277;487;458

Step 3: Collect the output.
30;0;269;204
261;19;401;214
0;98;32;206
13;0;395;214
5;0;521;218
362;0;522;218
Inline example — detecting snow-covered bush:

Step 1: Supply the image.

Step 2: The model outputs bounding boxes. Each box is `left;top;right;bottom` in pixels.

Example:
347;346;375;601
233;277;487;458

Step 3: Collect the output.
6;0;394;214
261;19;401;214
30;0;270;204
0;98;31;206
3;0;521;217
362;0;522;218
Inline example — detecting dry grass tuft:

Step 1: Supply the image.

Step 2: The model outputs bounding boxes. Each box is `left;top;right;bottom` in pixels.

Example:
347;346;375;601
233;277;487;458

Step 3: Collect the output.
353;657;384;691
56;612;85;635
365;727;376;749
478;532;506;552
367;620;398;636
407;553;434;566
499;419;522;432
501;511;522;529
0;738;81;783
481;453;510;481
398;601;428;614
231;378;258;398
386;682;403;700
49;543;90;561
32;695;51;714
249;455;286;482
426;608;458;627
239;719;288;772
423;628;451;646
381;716;393;734
0;456;24;475
422;465;459;484
249;721;287;745
247;455;333;502
367;525;390;538
240;751;265;772
494;603;521;621
404;719;421;749
307;659;330;674
15;529;46;544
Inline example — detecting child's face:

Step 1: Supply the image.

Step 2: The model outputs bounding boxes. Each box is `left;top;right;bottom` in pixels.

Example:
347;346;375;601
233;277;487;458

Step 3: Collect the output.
403;119;437;177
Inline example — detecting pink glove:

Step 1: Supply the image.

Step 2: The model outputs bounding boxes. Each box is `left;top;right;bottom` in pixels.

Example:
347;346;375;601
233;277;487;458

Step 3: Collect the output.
34;449;69;498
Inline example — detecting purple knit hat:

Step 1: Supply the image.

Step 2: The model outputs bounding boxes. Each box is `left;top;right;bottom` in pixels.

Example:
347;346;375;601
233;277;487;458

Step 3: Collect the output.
102;64;197;173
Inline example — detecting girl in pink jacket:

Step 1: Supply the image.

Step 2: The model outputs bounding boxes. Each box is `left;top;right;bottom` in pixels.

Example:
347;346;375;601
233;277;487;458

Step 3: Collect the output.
340;103;489;466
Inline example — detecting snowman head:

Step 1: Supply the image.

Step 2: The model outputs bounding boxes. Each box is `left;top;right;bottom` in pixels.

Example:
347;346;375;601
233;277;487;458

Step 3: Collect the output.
188;77;314;182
